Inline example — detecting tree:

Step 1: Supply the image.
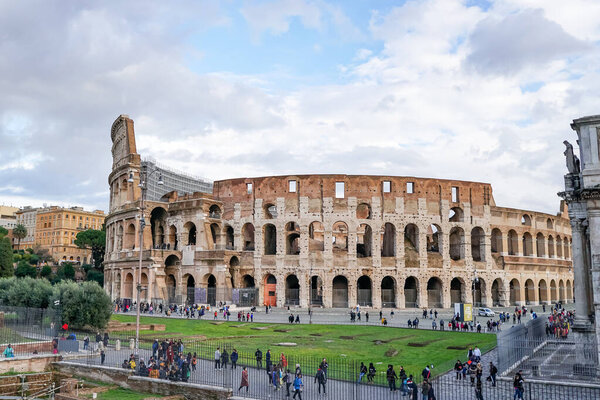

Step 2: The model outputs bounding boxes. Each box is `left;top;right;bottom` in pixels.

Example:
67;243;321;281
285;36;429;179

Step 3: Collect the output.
51;280;111;329
74;229;106;269
40;265;52;279
15;260;36;278
32;244;52;264
0;277;53;308
12;224;27;250
0;237;13;278
0;227;7;238
86;269;104;286
54;263;75;283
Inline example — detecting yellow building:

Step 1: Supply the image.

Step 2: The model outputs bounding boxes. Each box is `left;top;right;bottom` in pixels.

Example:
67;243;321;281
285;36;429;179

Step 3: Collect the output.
35;206;105;264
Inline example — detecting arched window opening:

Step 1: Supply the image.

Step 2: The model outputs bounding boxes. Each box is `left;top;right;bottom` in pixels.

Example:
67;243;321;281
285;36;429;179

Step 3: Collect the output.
332;276;348;308
522;233;533;256
404;277;418;308
357;276;372;307
242;223;255;251
546;218;553;230
184;222;196;246
507;230;518;255
264;203;277;219
548;235;555;258
427;278;443;308
510;279;520;305
150;207;168;248
521;214;532;226
286;233;300;255
168;225;177;250
332;221;348;252
263;224;277;255
525;279;535;305
449;207;464;222
210;223;221;248
556;236;563;258
285;275;300;305
450;278;463;304
471;227;485;261
381;223;396;257
536;233;545;257
310;276;323;306
309;221;324;251
225;226;234;250
427;224;441;253
449;227;465;260
491;229;503;253
356;224;372;257
209;204;221;219
381;276;396;308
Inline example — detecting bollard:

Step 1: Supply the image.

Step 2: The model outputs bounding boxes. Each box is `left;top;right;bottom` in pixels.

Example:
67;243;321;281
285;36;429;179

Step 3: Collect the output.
115;339;121;351
130;338;135;350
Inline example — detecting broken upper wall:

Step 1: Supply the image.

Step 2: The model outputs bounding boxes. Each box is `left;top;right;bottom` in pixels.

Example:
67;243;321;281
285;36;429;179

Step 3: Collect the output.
212;175;495;219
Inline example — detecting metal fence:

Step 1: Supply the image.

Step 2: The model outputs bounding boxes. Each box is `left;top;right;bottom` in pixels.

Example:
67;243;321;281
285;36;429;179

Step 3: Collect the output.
0;306;61;356
77;340;600;400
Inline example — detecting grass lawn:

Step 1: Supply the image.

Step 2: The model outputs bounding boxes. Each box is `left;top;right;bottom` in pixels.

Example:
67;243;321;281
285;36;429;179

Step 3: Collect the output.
87;388;161;400
111;315;496;378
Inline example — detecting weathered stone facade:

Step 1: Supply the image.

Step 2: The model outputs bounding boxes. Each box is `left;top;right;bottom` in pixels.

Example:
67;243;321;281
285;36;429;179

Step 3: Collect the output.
104;115;573;309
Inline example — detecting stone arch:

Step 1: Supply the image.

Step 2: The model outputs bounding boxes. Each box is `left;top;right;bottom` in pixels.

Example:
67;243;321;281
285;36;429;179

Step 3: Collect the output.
165;254;180;268
550;280;557;302
229;256;240;267
264;274;277;306
427;224;442;253
168;225;178;250
449;227;465;260
491;228;503;253
285;274;300;305
225;225;234;250
286;222;300;255
166;274;177;303
510;279;521;305
184;222;196;246
310;275;323;305
309;221;324;251
536;233;545;257
538;279;548;304
507;230;518;255
242;223;255;251
124;223;136;250
559;279;565;301
263;224;277;255
357;223;372;257
116;224;124;251
241;274;255;288
564;239;570;259
548;235;555;258
381;222;396;257
471;227;485;261
356;203;372;219
263;203;277;219
332;221;348;251
450;277;464;304
547;218;553;229
357;275;372;307
474;278;486;306
210;223;221;248
427;277;443;308
449;207;464;222
209;204;221;218
524;279;535;304
556;236;563;258
332;276;348;308
492;278;503;306
404;276;418;308
566;280;572;302
150;207;168;248
522;233;533;256
521;214;532;226
381;276;396;308
124;272;133;299
204;274;217;306
114;273;121;299
185;274;196;305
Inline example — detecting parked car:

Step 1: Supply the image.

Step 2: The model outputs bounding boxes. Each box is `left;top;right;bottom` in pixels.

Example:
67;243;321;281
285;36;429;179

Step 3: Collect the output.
478;308;495;317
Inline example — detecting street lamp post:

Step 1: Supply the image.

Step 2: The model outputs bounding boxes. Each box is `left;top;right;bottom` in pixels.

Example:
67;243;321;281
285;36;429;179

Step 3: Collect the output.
472;270;479;324
128;166;163;356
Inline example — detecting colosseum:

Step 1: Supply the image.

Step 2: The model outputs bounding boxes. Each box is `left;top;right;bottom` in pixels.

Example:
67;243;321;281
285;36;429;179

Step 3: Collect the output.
104;115;574;309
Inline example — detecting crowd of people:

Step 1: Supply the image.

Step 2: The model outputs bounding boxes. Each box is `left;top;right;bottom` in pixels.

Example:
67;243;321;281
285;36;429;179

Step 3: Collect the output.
545;307;574;339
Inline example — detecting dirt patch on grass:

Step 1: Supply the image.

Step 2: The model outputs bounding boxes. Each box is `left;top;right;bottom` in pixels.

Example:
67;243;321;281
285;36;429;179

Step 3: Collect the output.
372;335;416;344
274;329;291;333
385;348;399;357
310;333;323;337
340;333;370;340
446;345;468;350
408;339;443;347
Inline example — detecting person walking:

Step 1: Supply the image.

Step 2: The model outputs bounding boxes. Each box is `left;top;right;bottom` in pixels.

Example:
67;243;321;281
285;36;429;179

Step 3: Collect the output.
489;362;497;387
266;349;272;371
255;348;263;369
358;362;367;383
100;349;105;365
475;377;484;400
454;359;463;380
513;370;524;400
319;358;328;377
292;374;303;399
315;367;326;395
214;347;221;369
238;367;249;393
421;379;430;400
231;349;238;369
284;369;292;397
386;364;397;392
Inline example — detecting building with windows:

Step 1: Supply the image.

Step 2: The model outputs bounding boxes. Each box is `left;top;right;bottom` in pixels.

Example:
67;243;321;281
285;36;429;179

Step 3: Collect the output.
0;206;18;230
35;206;105;264
14;206;39;250
105;115;574;308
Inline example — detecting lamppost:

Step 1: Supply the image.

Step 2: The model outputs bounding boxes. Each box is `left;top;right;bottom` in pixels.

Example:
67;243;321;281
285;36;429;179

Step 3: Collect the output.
128;166;163;356
472;270;479;323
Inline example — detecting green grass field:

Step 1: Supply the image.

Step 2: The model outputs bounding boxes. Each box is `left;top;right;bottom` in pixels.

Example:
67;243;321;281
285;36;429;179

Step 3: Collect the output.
111;315;496;377
88;388;162;400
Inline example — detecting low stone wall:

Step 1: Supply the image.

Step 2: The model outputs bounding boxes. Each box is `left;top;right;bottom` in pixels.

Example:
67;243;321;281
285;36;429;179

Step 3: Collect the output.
0;354;60;373
53;362;232;400
0;341;53;355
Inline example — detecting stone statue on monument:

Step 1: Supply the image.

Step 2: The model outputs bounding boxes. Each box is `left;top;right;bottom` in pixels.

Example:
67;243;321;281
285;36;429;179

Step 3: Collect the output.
564;140;581;174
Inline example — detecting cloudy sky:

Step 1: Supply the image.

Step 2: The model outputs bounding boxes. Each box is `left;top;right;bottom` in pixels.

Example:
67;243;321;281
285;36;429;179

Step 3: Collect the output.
1;0;599;214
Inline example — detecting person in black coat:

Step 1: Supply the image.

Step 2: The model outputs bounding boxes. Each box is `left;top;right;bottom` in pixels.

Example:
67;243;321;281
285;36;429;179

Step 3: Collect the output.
231;349;239;369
